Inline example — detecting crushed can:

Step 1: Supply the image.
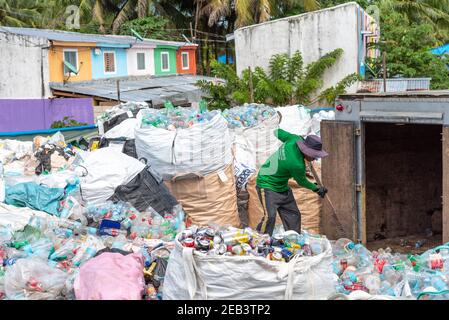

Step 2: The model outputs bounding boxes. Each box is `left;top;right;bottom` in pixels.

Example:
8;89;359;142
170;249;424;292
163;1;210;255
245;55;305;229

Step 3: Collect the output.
271;251;283;262
231;245;243;256
281;248;293;262
271;235;284;247
204;228;215;240
195;237;211;251
241;243;253;254
217;244;227;255
183;238;195;248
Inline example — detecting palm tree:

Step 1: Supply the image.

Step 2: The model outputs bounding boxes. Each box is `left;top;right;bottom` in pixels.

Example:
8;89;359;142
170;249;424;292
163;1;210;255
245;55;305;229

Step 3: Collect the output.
0;0;42;27
111;0;193;33
380;0;449;29
201;0;321;29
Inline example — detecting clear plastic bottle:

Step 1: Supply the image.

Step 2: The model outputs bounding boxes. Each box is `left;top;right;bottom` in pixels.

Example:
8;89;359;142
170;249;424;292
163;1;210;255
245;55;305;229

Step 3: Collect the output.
49;238;77;261
23;238;53;259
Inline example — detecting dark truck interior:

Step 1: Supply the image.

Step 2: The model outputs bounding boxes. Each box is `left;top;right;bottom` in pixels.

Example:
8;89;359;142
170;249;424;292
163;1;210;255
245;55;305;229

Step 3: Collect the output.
365;122;442;253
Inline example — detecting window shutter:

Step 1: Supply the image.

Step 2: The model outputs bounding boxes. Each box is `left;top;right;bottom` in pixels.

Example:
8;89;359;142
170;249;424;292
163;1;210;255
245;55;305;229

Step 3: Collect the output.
104;52;116;73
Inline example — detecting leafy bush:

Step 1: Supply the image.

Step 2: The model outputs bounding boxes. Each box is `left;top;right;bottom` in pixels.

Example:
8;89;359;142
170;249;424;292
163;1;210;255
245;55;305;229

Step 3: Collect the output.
197;49;357;109
50;117;88;129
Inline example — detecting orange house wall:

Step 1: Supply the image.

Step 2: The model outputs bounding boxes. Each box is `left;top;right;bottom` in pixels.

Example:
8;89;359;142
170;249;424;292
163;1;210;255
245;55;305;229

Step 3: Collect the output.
49;43;93;83
176;48;197;75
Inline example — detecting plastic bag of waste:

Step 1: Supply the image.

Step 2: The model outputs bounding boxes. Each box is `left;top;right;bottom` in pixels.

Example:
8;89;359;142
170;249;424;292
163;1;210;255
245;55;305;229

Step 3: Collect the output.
4;258;68;300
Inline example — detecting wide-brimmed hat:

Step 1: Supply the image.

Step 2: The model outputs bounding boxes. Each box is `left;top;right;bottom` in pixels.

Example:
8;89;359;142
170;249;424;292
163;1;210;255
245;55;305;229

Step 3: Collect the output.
296;135;329;159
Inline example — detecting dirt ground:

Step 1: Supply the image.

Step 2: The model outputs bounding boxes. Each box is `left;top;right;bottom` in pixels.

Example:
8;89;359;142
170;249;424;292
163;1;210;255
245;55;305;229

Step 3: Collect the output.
367;234;442;255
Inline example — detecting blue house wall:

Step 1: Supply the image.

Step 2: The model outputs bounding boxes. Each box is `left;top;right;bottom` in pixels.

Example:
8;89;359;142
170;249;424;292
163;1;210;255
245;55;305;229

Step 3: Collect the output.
91;45;129;79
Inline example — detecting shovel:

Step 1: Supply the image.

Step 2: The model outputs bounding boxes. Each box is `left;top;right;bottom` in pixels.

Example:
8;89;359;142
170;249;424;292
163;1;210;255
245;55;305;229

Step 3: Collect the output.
308;162;347;238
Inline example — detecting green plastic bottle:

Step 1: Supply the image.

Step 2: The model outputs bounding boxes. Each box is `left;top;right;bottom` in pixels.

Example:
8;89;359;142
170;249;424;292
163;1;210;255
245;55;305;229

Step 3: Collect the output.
199;100;208;113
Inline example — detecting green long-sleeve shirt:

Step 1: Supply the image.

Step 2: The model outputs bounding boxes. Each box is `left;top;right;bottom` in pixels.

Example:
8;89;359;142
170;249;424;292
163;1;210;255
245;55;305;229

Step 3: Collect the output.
256;129;319;193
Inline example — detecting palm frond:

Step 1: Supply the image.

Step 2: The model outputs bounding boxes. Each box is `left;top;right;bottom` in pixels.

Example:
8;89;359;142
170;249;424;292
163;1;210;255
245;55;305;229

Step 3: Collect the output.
112;0;136;34
235;0;253;28
137;0;149;18
202;0;231;27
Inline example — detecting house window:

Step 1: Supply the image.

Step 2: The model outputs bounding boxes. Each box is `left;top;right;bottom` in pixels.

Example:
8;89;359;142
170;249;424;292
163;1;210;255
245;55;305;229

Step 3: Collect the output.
63;49;78;75
182;52;189;70
161;52;170;72
104;51;116;74
137;52;146;70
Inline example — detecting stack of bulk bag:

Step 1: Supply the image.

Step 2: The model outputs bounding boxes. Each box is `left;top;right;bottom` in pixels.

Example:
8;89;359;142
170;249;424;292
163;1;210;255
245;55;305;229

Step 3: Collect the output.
134;108;239;227
163;233;336;300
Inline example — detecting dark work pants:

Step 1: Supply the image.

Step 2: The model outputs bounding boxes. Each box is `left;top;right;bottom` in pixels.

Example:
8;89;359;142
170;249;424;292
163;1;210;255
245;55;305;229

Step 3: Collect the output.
256;186;301;236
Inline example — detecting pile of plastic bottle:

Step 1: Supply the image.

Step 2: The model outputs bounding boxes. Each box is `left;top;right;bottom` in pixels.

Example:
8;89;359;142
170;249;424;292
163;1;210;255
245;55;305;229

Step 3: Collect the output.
140;107;218;130
84;201;185;242
179;226;325;261
0;200;185;300
221;104;277;129
331;238;449;300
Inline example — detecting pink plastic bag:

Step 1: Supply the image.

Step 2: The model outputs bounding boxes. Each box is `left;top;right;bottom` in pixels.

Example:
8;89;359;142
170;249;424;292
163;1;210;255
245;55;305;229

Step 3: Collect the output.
74;252;145;300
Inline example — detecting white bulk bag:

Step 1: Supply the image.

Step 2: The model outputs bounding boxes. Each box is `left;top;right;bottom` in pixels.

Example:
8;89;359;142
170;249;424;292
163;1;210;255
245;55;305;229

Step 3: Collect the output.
231;113;281;171
163;235;336;300
104;118;139;140
276;105;312;136
78;147;145;204
135;112;232;179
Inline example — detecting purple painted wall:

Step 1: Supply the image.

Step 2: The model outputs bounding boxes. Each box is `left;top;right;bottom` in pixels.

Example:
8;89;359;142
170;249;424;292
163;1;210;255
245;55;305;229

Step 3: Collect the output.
0;98;94;132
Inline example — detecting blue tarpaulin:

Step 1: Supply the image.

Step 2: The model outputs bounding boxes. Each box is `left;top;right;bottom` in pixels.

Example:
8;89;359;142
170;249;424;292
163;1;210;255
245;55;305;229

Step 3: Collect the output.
5;182;65;216
431;44;449;55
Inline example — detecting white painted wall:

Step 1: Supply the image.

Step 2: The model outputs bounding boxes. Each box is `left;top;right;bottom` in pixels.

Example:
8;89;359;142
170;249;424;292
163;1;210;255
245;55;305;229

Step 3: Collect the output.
127;48;155;76
0;32;51;98
235;3;372;99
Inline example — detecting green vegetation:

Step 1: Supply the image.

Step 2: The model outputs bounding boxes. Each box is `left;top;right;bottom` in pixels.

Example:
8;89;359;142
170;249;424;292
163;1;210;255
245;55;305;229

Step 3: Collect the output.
197;49;358;109
1;0;448;88
51;117;88;129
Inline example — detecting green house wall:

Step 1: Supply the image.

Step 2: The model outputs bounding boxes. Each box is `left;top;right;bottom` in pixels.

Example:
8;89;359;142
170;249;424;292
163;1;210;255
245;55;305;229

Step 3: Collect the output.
154;46;178;75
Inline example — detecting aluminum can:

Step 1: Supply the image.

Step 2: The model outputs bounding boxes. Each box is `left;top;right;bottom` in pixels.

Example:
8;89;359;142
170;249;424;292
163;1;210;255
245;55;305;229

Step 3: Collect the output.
183;238;195;248
232;245;243;256
271;251;283;261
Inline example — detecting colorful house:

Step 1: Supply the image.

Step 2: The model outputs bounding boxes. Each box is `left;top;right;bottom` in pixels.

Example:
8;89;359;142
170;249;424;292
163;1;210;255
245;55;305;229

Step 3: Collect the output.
153;42;181;76
49;41;94;83
0;26;199;99
126;41;156;76
176;45;197;75
91;44;130;79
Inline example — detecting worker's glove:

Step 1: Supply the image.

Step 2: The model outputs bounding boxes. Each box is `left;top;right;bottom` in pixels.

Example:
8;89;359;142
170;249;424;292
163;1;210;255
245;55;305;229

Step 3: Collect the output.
315;186;328;198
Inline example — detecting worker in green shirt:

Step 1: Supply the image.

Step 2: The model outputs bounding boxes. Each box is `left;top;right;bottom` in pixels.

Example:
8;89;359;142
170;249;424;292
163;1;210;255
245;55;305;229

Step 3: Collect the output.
256;127;329;236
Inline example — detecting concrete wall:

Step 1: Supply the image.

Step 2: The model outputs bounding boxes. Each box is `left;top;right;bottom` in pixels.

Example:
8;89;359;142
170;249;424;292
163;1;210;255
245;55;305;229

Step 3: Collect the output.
91;48;128;79
0;32;51;98
235;2;376;98
0;98;94;132
127;47;155;76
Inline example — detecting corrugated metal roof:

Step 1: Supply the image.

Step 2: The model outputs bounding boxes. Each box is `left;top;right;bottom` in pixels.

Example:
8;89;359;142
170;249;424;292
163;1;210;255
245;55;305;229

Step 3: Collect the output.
0;26;196;48
50;75;222;104
358;78;432;93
